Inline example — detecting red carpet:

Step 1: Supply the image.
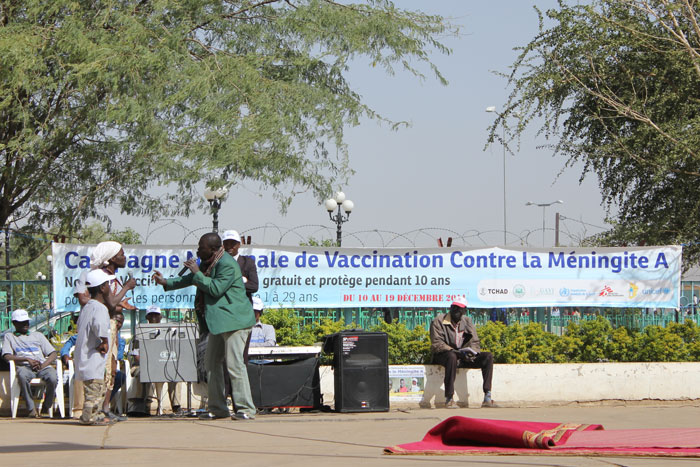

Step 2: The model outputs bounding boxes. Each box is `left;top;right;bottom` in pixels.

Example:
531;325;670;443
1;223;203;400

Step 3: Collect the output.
385;416;700;457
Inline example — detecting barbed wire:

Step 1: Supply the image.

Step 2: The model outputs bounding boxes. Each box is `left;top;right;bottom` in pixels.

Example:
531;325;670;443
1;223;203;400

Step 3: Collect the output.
142;219;609;247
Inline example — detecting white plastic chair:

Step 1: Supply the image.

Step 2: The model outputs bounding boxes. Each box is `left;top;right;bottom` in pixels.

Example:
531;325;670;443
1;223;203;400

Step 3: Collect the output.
116;359;130;415
9;359;65;418
68;359;77;418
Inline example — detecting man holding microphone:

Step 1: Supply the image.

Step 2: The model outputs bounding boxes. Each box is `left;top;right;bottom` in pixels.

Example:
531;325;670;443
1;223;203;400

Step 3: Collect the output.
152;232;257;420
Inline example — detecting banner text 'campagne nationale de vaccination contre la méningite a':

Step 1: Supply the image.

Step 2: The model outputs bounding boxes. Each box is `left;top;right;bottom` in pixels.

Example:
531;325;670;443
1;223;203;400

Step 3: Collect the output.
51;244;682;311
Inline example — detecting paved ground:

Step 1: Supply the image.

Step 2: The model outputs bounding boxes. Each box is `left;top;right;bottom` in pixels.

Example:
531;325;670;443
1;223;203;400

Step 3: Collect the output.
2;404;700;466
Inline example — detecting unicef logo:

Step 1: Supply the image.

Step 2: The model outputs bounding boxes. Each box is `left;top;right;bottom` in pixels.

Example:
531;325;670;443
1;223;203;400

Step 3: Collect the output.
513;284;526;298
559;288;570;297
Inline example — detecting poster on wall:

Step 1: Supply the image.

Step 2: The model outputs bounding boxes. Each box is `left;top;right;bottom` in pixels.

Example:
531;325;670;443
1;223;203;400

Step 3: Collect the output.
389;365;425;402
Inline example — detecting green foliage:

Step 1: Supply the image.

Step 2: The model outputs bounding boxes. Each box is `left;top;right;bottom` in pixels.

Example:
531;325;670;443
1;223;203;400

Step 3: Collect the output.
608;326;636;362
635;325;687;362
300;238;336;247
261;308;315;346
566;316;613;362
477;317;700;364
494;1;700;260
256;312;700;364
0;0;454;269
368;321;431;365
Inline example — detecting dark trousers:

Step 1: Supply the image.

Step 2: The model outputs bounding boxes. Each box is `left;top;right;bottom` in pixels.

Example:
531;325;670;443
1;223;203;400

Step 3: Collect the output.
432;351;493;399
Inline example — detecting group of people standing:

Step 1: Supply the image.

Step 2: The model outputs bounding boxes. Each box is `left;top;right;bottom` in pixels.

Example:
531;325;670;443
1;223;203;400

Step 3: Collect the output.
66;229;259;424
3;229;497;420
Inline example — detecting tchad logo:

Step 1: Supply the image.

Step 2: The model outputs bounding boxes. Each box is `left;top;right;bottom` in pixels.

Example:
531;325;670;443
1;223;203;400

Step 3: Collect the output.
512;284;526;298
629;283;639;299
559;287;570;297
479;288;487;296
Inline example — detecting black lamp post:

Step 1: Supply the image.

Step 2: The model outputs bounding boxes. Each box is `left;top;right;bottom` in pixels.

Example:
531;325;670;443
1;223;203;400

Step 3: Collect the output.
324;191;354;247
203;187;228;233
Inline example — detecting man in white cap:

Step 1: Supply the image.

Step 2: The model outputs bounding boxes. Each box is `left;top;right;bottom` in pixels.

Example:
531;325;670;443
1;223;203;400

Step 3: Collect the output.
73;241;136;421
222;230;258;304
429;296;496;408
73;269;114;425
2;309;58;417
249;297;276;347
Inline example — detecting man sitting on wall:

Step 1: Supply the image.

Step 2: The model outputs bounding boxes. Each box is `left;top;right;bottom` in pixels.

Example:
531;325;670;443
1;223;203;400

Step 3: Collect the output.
2;309;59;417
429;297;497;408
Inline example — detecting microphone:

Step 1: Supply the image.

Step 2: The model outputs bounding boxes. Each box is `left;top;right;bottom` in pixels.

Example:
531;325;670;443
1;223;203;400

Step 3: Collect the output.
178;258;200;276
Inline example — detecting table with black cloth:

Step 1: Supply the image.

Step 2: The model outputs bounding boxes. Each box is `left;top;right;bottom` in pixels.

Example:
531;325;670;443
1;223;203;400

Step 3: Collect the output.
246;346;322;410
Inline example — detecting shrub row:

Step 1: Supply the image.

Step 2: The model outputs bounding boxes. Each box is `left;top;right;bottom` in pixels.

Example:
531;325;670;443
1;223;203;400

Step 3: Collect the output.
263;310;700;364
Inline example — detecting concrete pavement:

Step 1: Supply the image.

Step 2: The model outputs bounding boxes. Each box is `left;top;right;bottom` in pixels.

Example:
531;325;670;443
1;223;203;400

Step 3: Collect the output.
2;404;700;466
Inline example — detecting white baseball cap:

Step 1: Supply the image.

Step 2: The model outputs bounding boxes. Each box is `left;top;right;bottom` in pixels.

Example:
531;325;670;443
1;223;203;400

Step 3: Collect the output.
451;296;468;308
146;305;162;316
222;230;241;243
252;296;264;312
11;309;29;322
85;269;115;288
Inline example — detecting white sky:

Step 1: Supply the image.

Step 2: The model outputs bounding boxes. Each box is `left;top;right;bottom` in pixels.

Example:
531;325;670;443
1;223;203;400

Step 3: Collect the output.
116;1;612;248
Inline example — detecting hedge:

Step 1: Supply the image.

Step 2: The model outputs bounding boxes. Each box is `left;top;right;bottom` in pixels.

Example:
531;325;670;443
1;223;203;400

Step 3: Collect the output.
262;311;700;365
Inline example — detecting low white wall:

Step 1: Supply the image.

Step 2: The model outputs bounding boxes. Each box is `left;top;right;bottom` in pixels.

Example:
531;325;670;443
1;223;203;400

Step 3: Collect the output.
319;362;700;408
3;362;700;414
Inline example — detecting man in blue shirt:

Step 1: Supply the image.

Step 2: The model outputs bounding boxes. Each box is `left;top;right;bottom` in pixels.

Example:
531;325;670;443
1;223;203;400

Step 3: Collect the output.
249;297;275;347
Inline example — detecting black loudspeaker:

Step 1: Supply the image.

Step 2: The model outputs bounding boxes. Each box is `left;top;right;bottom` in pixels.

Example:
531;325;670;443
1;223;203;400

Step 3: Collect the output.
326;331;389;412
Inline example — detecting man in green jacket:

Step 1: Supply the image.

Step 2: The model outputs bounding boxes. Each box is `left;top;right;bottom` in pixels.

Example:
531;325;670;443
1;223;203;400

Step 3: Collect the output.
152;232;256;420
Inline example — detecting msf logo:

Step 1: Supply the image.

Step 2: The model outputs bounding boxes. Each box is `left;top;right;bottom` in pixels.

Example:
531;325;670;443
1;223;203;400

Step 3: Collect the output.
628;283;639;299
599;285;613;297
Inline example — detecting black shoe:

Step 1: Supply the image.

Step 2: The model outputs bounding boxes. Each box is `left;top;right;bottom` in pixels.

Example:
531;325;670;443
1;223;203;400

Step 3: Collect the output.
103;411;128;422
198;412;229;420
232;412;255;421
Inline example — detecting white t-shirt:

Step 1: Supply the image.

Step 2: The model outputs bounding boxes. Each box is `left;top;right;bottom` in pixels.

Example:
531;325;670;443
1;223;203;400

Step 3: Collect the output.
73;299;111;381
1;332;55;366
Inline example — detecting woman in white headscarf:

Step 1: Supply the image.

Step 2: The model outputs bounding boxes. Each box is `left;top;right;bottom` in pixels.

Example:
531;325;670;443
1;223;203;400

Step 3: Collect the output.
90;241;122;270
86;240;136;422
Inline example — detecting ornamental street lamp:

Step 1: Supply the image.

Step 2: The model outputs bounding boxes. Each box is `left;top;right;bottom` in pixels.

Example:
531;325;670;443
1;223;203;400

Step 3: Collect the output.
324;191;354;247
203;187;228;233
525;200;564;247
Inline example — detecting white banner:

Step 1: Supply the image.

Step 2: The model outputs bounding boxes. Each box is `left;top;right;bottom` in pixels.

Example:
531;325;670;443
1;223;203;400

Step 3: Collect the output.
52;244;682;310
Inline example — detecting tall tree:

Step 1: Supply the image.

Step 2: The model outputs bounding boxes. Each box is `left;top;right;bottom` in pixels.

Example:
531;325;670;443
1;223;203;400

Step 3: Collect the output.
0;0;453;267
491;0;700;263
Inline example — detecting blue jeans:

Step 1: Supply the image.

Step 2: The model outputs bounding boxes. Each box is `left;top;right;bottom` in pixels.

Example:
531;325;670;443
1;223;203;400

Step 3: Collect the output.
16;365;58;412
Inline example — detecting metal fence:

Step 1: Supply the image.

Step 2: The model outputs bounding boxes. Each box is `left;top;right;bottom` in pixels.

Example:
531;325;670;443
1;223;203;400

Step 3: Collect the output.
3;307;698;337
